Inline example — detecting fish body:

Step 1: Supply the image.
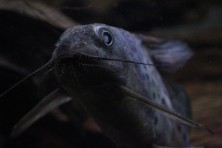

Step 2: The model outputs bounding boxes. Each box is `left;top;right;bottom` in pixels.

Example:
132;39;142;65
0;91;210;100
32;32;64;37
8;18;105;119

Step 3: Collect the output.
52;24;192;147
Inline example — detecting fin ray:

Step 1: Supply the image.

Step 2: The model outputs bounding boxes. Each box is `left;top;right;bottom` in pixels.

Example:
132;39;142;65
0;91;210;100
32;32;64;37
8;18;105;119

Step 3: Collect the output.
11;88;72;137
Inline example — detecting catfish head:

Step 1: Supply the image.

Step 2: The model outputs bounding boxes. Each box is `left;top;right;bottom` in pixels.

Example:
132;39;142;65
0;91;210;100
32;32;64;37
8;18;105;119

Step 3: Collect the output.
0;24;213;147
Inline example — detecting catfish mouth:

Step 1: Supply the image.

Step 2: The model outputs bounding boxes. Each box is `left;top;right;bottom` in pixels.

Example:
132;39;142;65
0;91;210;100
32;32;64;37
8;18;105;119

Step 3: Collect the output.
54;53;123;87
56;53;100;67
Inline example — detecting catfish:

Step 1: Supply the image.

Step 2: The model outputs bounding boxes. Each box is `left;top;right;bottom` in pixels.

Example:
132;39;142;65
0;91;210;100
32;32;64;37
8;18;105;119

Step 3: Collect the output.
0;24;212;147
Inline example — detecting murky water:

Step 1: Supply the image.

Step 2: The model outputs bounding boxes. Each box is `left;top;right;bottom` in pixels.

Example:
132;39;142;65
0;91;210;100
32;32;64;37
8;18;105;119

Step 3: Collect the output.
0;0;221;147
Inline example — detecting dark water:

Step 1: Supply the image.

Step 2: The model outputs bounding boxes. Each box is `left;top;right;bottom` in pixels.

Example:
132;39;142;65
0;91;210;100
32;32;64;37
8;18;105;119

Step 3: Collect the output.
0;0;221;147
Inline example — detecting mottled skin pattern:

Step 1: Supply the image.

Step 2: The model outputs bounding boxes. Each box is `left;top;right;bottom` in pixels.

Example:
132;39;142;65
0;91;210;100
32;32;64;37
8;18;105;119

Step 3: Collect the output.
53;24;190;147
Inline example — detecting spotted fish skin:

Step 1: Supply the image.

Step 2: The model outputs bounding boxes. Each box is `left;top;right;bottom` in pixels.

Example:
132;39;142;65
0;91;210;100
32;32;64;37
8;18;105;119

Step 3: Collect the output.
53;24;192;147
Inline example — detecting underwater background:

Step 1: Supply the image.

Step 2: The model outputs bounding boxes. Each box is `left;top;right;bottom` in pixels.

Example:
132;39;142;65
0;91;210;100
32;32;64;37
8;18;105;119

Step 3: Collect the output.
0;0;221;147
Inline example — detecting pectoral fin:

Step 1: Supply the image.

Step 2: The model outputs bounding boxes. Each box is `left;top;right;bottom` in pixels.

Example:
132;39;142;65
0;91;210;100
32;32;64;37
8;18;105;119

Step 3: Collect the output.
121;86;213;134
137;34;193;72
11;88;72;137
148;40;193;72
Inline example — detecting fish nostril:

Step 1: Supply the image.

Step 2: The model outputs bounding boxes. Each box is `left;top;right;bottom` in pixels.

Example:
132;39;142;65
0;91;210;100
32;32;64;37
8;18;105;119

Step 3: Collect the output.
53;43;71;59
57;44;70;51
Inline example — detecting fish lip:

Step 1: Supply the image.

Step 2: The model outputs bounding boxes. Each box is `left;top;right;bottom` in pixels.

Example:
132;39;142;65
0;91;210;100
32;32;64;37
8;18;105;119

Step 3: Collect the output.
53;51;101;67
53;50;125;86
54;52;94;63
54;51;122;72
54;52;123;88
54;52;119;73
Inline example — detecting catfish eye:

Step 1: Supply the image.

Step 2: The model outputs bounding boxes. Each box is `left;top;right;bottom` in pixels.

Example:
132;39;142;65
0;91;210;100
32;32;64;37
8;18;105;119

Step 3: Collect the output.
102;31;113;46
94;26;114;47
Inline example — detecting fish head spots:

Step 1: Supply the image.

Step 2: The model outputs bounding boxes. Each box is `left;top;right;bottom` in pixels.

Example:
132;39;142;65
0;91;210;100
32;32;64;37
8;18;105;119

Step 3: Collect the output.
183;133;187;141
145;73;149;80
177;125;189;145
132;46;137;52
154;116;158;125
134;64;139;70
152;92;156;100
141;73;146;81
177;125;182;132
151;79;155;86
142;88;147;94
182;131;190;146
161;98;166;105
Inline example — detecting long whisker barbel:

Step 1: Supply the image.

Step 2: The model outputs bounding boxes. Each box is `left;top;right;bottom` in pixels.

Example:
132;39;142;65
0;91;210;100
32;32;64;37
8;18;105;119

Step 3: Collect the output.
77;62;117;72
58;52;165;68
37;67;55;98
0;60;54;99
0;54;161;99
